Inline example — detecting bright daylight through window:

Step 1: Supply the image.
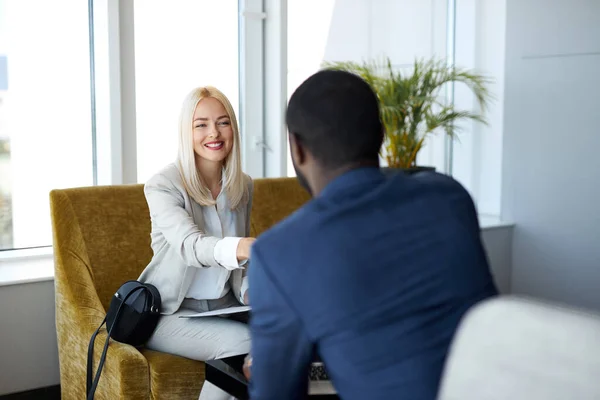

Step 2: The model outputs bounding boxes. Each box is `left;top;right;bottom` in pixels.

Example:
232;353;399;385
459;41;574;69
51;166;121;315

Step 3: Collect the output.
0;0;93;251
134;0;239;183
0;0;503;254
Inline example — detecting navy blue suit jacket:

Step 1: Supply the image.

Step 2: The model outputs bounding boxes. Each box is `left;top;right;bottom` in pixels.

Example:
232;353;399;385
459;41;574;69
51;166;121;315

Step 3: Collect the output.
248;168;497;400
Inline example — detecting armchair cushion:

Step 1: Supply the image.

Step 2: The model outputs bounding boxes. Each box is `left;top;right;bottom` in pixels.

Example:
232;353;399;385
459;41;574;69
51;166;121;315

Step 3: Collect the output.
250;177;310;237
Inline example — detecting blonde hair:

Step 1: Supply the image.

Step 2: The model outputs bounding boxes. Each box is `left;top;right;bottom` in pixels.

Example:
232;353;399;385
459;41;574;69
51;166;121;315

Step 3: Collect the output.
176;86;247;209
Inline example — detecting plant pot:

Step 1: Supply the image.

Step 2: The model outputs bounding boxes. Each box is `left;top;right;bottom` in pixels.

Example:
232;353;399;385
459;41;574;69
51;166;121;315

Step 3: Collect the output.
403;166;436;175
382;166;436;176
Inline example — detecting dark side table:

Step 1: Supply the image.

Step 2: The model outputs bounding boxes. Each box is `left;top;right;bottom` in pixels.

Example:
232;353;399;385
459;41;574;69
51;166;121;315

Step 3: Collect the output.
205;355;339;399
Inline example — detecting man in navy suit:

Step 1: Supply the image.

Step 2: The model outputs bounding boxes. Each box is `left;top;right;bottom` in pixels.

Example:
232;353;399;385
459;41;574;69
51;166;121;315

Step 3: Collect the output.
248;70;497;400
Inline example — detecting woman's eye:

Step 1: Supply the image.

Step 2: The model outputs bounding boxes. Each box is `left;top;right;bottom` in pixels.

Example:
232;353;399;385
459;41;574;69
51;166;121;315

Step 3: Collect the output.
195;123;207;128
218;121;230;126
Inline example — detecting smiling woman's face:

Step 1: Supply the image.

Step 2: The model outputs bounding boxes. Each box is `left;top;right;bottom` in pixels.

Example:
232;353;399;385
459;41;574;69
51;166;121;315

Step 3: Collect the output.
192;97;234;165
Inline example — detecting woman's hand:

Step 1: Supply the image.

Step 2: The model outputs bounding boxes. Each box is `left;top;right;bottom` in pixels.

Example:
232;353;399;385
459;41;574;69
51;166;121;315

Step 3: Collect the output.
243;354;252;380
236;237;256;262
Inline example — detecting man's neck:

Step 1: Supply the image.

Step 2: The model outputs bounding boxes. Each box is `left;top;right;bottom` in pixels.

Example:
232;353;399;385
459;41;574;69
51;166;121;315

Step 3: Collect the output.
310;160;379;197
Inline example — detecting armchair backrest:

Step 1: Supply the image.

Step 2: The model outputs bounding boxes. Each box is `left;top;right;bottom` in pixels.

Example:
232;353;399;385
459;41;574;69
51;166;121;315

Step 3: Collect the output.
250;177;311;237
50;184;152;311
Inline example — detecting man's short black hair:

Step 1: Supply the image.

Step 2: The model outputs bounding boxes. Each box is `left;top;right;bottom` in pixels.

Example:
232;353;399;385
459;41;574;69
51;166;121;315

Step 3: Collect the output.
286;69;383;169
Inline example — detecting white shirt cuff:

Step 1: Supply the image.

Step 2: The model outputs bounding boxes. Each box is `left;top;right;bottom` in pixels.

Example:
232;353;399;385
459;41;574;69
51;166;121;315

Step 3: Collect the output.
214;237;246;270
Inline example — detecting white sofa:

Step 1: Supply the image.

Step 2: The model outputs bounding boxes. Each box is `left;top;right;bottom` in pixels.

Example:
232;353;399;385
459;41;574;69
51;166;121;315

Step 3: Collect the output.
438;296;600;400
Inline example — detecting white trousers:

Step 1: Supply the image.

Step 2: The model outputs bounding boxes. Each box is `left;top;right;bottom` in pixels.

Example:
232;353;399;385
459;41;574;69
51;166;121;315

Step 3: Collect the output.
146;291;251;400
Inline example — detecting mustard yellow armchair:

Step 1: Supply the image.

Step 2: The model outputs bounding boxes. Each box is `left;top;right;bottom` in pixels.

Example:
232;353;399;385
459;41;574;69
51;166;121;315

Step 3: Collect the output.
50;177;309;399
50;185;204;400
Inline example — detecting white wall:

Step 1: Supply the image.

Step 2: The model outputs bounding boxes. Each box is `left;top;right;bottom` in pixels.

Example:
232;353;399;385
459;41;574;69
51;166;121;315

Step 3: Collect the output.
482;224;513;294
502;0;600;310
0;280;59;396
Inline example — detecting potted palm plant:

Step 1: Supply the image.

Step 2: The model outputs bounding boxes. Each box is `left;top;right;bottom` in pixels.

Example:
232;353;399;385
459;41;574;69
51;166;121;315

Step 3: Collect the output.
323;58;492;171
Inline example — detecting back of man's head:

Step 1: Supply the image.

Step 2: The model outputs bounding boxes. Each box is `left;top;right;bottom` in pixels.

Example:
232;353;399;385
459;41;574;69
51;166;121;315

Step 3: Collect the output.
286;69;384;170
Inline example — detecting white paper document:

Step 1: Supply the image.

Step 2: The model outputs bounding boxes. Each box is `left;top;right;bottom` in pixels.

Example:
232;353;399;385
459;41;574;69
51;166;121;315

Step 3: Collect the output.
309;381;336;395
179;305;251;318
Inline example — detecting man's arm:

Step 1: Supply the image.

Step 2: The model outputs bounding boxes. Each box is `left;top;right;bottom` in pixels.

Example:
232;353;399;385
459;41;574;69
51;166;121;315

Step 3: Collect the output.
248;246;314;400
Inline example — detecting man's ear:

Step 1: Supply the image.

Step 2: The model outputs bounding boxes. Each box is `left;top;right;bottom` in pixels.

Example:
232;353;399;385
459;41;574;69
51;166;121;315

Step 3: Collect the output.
288;133;306;165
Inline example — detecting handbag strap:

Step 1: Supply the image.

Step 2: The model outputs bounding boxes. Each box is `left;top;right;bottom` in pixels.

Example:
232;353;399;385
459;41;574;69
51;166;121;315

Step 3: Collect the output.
86;285;150;400
86;315;107;396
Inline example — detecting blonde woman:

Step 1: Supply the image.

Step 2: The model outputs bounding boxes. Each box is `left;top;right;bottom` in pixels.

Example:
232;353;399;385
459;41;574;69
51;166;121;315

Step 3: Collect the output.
139;87;254;400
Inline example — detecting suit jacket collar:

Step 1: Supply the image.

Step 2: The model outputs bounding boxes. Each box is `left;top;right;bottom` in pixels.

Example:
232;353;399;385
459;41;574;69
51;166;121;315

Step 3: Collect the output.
320;167;384;198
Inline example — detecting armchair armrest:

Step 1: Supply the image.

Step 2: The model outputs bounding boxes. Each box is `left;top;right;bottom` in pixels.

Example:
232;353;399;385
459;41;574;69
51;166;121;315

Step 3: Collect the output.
88;331;149;399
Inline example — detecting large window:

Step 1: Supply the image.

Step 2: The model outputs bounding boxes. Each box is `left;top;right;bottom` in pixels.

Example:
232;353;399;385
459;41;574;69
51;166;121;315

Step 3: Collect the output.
286;0;336;177
0;0;94;251
0;0;245;253
286;0;449;177
285;1;504;216
134;0;240;182
0;0;504;257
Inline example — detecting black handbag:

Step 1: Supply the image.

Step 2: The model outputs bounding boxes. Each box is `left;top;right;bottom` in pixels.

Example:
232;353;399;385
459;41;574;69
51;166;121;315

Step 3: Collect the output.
86;280;161;400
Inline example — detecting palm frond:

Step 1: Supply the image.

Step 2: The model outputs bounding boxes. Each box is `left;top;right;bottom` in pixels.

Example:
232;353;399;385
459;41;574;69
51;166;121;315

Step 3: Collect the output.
322;57;493;168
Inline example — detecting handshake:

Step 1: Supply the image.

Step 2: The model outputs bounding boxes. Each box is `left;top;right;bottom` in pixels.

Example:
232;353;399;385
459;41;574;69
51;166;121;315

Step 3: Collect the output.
243;354;252;380
236;237;256;262
236;237;255;305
